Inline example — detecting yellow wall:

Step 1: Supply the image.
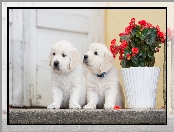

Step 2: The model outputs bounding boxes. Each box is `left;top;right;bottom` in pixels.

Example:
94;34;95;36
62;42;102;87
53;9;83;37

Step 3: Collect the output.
105;9;166;108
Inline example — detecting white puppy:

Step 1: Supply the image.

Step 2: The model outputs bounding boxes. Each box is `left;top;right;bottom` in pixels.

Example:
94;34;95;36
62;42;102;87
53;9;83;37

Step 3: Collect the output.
83;43;124;109
47;40;86;109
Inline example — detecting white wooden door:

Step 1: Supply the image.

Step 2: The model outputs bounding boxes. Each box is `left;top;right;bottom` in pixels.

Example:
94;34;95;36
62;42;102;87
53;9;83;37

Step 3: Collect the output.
30;9;105;107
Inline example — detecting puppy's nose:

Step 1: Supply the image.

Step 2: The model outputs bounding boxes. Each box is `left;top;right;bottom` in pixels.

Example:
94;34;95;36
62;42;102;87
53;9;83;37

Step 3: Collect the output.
54;61;59;67
84;55;88;59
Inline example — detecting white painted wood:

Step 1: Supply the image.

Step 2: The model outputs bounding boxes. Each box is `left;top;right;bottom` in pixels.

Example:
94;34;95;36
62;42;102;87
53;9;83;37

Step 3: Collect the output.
87;9;105;45
45;9;90;18
23;9;32;107
28;9;37;106
9;20;13;106
11;9;24;107
36;9;89;33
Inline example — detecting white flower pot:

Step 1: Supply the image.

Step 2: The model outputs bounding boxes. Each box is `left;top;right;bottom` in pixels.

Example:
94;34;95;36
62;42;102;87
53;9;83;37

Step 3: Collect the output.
121;67;161;108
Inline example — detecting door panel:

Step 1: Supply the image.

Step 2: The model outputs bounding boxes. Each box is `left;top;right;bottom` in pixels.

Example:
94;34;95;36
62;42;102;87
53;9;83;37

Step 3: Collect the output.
36;9;89;33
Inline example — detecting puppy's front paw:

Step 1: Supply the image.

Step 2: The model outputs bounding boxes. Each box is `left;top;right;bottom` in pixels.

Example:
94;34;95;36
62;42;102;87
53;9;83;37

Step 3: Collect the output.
83;103;96;109
104;103;114;109
47;103;60;109
69;103;81;109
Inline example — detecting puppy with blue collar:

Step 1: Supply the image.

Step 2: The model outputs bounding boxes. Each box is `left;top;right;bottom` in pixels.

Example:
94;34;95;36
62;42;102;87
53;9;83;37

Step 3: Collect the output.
83;43;124;109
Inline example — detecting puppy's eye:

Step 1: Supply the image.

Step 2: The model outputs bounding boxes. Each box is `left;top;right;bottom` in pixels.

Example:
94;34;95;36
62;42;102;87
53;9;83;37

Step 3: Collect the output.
62;53;66;57
94;51;98;55
53;53;55;56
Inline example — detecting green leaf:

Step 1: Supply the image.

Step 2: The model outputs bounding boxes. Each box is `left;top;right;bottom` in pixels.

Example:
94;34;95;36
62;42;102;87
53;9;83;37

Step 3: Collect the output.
148;28;152;34
140;35;146;40
139;57;143;62
132;55;139;65
124;49;131;59
139;50;143;56
147;50;153;57
142;44;149;50
121;59;127;68
136;32;141;38
142;28;149;35
150;34;156;45
126;60;132;68
151;56;155;63
145;28;157;46
141;28;149;39
142;50;147;59
120;35;129;42
131;28;136;36
151;28;157;34
131;41;136;47
140;61;145;67
131;25;140;36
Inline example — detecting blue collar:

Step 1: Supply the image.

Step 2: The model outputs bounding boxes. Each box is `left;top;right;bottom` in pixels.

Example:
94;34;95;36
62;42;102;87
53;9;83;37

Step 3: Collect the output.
96;72;106;77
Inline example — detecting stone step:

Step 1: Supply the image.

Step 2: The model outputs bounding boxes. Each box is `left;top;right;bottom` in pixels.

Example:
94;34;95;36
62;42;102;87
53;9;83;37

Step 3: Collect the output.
9;109;166;124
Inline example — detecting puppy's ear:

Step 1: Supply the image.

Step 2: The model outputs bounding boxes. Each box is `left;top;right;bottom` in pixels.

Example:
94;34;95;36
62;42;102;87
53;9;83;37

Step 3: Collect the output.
100;51;114;73
70;49;80;70
48;52;51;66
49;43;56;66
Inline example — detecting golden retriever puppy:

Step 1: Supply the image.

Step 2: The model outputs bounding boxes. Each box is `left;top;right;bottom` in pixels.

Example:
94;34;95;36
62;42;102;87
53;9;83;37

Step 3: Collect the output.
47;40;86;109
83;43;124;109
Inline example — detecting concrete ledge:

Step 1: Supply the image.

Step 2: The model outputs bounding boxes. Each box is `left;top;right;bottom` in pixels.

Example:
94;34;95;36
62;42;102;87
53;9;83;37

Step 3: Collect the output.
9;109;166;124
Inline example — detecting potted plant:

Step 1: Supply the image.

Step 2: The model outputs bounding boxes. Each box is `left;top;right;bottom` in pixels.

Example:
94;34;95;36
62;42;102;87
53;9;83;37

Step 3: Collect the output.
110;18;166;108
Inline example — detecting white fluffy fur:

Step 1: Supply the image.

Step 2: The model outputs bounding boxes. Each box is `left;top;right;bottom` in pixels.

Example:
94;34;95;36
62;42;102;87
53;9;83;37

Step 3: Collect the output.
47;40;86;109
83;43;124;109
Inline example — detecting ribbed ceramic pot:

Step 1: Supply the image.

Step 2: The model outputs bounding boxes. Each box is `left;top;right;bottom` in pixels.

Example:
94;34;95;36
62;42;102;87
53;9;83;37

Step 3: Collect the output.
121;67;161;108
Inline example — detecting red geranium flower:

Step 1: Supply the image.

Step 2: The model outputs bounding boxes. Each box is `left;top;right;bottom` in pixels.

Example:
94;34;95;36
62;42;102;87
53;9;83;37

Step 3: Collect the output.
119;32;127;36
131;18;135;23
125;26;131;34
132;47;139;54
157;31;164;37
111;39;116;45
129;18;136;27
125;25;135;34
119;55;123;60
146;22;153;28
161;38;165;43
138;20;146;26
156;25;160;32
121;49;124;54
157;31;166;43
120;40;128;49
127;54;131;60
132;53;136;57
110;39;120;59
114;105;121;109
156;48;159;52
